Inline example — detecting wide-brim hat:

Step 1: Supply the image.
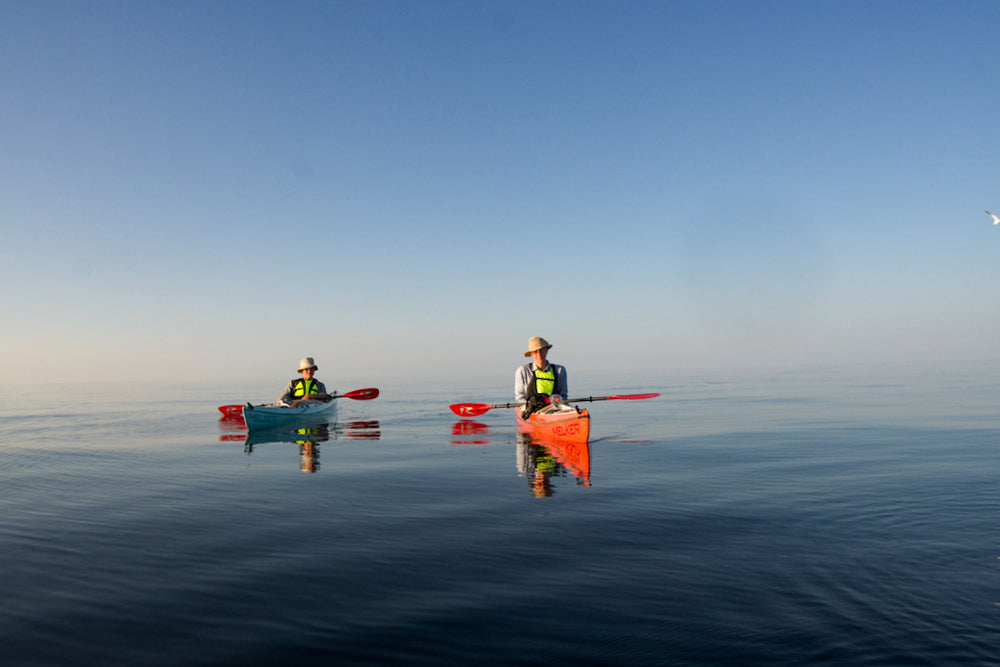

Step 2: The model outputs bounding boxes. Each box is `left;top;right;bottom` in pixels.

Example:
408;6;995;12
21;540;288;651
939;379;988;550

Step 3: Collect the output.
524;337;552;357
297;357;318;372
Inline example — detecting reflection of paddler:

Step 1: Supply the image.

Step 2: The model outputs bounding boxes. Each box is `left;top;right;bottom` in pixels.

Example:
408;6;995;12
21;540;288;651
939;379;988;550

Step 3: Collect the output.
516;432;591;491
295;424;329;440
516;435;557;497
299;442;320;473
295;425;326;472
531;450;555;497
531;471;553;497
238;424;329;470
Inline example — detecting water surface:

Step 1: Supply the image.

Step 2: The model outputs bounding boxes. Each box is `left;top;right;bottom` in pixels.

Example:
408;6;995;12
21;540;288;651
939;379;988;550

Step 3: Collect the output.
1;362;999;664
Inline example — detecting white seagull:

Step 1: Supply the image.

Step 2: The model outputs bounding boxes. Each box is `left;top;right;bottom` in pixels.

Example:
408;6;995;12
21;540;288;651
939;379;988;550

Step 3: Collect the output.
988;210;1000;225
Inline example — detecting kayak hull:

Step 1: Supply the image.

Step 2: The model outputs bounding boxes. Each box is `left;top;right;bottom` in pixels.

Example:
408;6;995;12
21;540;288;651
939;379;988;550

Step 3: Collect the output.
515;403;590;444
242;399;338;430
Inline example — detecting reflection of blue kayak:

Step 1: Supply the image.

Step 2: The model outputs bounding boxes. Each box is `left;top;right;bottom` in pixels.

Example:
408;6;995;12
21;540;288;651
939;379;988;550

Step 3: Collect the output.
245;423;331;446
242;398;338;430
243;419;380;446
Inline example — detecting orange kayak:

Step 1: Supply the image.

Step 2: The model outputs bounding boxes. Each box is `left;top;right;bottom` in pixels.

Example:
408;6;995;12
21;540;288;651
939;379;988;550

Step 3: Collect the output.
515;403;590;444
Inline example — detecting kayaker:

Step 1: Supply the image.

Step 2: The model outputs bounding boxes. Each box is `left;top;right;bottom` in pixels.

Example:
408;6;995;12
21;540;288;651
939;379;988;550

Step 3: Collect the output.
514;336;568;417
280;357;332;405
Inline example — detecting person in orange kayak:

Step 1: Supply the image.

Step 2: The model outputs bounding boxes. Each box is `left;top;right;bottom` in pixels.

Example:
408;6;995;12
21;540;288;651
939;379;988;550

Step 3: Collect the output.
280;357;331;405
514;337;568;417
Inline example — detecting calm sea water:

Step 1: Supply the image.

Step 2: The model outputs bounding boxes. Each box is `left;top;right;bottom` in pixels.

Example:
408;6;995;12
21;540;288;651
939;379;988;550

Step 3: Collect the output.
2;361;999;665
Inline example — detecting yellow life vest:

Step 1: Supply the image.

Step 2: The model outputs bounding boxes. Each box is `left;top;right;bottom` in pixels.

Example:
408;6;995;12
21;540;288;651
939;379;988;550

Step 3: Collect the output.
293;378;319;398
533;366;556;396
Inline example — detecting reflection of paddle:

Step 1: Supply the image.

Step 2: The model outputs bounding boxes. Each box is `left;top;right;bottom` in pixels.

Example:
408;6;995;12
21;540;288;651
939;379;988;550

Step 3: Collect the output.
452;420;490;436
342;420;381;440
451;420;491;445
218;387;380;417
449;392;659;418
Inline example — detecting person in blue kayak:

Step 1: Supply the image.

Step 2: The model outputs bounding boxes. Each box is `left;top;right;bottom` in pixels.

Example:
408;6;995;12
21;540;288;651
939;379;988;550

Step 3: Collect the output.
514;336;568;417
280;357;331;405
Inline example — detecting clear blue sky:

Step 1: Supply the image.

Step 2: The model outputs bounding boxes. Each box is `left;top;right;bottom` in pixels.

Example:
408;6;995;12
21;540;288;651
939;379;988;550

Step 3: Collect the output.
3;1;999;386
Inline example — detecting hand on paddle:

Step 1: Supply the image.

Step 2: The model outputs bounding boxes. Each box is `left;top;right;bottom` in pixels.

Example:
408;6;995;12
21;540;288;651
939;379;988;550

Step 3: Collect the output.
288;393;333;407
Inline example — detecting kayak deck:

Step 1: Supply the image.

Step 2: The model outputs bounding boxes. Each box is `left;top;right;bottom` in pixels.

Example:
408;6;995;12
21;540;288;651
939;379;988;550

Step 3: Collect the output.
515;402;590;444
242;398;338;430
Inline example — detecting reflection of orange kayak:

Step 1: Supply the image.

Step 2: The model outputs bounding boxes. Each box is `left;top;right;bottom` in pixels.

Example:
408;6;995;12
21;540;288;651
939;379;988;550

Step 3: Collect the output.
515;403;590;444
544;438;591;482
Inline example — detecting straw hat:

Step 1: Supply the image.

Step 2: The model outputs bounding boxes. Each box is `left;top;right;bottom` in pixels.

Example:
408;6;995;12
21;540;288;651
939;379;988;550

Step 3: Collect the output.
524;337;552;357
297;357;318;372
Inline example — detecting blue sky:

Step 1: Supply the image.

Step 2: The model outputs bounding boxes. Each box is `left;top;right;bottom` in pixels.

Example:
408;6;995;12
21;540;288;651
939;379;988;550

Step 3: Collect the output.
3;1;999;387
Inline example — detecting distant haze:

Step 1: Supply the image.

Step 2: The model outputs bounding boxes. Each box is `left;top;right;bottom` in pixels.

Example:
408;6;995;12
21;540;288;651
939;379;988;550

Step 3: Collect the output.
3;2;999;385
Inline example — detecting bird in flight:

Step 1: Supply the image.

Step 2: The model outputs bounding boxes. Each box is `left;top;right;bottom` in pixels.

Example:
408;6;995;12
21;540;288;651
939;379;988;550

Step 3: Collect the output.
988;211;1000;225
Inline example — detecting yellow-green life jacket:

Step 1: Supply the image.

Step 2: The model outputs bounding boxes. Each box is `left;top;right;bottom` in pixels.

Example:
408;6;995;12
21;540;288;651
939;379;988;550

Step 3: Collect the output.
535;452;555;473
293;378;319;398
533;366;556;396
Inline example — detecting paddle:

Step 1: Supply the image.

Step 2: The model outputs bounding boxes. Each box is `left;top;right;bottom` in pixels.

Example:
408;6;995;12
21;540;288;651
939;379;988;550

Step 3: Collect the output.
333;387;380;401
449;392;659;417
218;387;380;416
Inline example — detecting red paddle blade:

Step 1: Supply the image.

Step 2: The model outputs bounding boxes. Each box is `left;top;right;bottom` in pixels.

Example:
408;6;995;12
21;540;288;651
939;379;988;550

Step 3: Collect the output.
342;387;379;400
450;403;491;417
218;404;244;418
608;393;660;400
